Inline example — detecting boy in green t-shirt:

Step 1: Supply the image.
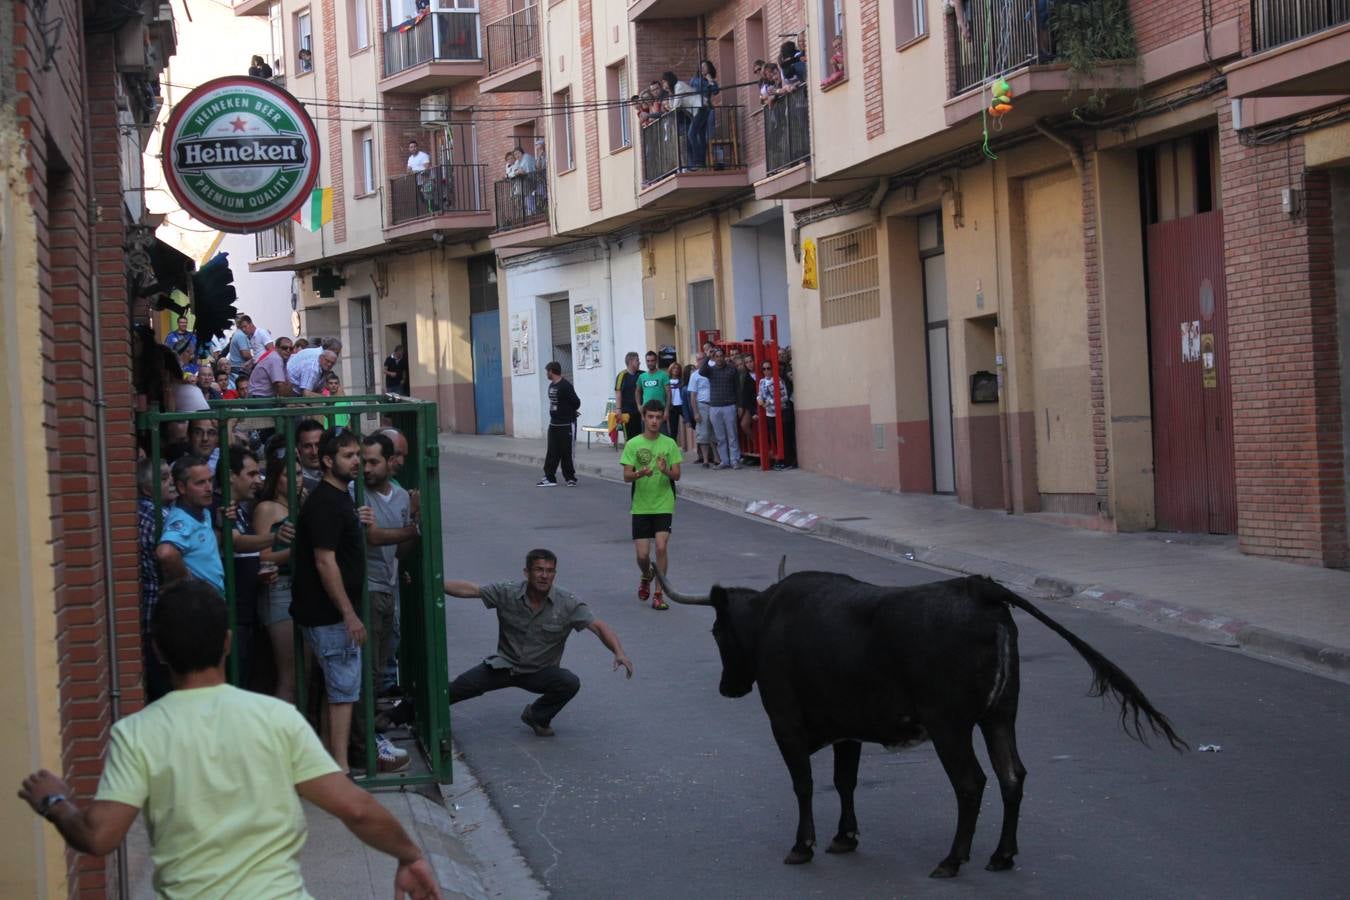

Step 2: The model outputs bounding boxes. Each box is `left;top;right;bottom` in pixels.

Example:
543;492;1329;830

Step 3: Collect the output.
621;399;683;610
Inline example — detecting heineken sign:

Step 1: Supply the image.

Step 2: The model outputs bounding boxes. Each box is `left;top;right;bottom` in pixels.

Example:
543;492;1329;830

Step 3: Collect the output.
161;76;320;233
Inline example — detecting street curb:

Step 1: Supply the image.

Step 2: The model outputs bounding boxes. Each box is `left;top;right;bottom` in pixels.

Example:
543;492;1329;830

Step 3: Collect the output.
441;438;1350;680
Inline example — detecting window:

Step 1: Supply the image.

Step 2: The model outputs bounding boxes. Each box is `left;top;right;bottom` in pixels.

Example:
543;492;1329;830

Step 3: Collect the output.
606;62;630;152
894;0;926;47
688;280;716;356
818;225;880;327
349;0;370;51
553;88;575;172
819;0;846;84
549;297;573;380
269;2;286;76
295;9;314;73
745;11;766;75
354;128;375;194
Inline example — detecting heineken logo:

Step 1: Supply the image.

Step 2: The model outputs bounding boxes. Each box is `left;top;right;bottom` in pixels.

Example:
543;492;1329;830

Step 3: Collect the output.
161;76;320;233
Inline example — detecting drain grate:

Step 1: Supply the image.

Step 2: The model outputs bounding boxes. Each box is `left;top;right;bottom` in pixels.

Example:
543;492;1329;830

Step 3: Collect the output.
834;516;870;522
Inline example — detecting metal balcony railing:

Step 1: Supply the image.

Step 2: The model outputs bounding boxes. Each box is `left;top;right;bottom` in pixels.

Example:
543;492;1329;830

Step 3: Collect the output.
255;220;293;259
493;169;548;231
640;105;743;185
763;87;810;175
1252;0;1350;51
388;163;488;226
951;0;1053;95
486;4;539;74
383;11;481;77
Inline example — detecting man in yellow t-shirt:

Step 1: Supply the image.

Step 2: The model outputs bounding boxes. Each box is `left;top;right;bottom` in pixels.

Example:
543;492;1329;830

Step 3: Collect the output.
18;580;441;900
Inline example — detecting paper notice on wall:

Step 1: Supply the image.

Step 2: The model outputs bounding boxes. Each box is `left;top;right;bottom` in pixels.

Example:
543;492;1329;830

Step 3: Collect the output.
1181;321;1201;363
1201;333;1216;388
801;238;818;290
510;312;534;376
573;303;600;369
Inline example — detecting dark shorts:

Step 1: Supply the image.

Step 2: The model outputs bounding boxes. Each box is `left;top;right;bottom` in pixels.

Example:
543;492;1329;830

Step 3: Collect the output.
631;513;673;540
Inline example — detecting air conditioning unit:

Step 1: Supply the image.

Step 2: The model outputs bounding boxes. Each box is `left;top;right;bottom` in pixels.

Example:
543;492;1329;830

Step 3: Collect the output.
419;94;450;127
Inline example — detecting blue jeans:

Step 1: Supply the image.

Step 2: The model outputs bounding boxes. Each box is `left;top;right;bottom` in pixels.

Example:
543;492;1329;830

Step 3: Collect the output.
303;623;362;703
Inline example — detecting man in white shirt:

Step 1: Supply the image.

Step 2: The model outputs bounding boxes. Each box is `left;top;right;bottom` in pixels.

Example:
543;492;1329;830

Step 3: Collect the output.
406;140;430;175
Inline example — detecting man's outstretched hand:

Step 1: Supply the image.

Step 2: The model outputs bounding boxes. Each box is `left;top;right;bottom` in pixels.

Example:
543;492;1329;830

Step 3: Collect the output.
613;654;634;678
395;857;442;899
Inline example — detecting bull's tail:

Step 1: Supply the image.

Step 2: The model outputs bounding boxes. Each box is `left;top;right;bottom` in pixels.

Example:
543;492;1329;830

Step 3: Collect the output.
982;577;1187;752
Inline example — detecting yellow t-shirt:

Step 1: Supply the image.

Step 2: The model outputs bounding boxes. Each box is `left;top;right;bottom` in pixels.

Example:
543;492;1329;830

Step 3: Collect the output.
95;684;340;899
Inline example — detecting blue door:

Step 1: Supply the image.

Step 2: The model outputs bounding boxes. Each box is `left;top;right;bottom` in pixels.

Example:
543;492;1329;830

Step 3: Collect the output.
471;310;505;434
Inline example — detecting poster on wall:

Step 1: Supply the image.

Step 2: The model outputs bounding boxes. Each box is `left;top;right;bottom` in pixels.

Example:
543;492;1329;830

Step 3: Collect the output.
573;303;601;369
510;312;534;375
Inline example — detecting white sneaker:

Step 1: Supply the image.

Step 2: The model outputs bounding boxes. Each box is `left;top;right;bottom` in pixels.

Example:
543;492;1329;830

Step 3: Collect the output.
535;478;557;487
376;734;410;772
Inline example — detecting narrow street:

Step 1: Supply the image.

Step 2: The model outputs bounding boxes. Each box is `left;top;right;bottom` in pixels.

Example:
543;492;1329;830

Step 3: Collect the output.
440;454;1350;899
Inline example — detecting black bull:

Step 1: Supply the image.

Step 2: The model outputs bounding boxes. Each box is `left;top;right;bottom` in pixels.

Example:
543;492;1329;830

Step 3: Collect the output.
653;568;1185;877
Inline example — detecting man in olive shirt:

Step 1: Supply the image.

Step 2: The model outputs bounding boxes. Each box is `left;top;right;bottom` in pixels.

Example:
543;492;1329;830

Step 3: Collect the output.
443;549;633;736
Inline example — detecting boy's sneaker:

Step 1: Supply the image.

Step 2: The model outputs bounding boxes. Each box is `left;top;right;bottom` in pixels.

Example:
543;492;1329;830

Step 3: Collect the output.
376;735;411;772
651;591;669;611
637;578;651;601
535;478;557;487
565;479;578;486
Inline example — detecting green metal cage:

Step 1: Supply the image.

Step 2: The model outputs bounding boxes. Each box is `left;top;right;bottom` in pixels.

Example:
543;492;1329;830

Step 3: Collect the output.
137;395;451;788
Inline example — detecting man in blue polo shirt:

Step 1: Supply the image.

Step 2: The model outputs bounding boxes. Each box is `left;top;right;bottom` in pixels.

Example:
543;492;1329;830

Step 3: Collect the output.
155;455;224;591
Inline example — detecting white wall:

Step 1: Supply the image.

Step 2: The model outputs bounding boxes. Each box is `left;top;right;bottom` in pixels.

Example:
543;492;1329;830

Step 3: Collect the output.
502;240;644;438
730;218;792;345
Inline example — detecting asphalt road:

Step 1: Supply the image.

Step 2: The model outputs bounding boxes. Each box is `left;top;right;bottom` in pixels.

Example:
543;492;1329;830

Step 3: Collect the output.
438;453;1350;899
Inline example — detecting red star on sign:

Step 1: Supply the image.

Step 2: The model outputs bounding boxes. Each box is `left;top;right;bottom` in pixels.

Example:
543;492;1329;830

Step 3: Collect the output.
230;116;248;132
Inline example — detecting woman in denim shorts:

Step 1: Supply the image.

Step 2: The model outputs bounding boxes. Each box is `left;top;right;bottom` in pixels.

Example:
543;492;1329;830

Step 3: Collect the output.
254;450;300;703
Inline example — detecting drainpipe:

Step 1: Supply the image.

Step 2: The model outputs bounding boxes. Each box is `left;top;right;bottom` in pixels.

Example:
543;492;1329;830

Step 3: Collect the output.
599;237;616;374
81;46;128;900
868;176;890;216
1034;120;1083;176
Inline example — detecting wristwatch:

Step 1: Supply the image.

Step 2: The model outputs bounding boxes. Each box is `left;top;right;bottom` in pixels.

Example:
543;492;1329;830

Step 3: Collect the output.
37;793;67;819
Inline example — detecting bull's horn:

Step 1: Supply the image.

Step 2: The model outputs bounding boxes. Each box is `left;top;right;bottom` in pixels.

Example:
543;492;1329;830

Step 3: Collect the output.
777;555;787;581
651;567;712;606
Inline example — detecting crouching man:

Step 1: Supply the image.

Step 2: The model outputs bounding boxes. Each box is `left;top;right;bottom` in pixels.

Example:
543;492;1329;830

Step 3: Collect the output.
444;549;634;736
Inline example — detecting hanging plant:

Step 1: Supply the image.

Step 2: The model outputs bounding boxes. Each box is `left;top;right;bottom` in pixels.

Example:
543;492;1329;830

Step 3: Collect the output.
1050;0;1139;113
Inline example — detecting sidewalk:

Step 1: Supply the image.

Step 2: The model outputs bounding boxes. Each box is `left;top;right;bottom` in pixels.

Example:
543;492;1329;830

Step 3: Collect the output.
441;431;1350;681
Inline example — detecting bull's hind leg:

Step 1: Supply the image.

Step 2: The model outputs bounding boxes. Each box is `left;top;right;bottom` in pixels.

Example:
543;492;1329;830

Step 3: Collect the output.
979;716;1027;871
927;722;986;878
826;740;861;854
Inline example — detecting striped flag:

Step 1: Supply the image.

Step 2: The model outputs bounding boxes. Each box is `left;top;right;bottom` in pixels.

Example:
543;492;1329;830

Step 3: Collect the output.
292;187;332;232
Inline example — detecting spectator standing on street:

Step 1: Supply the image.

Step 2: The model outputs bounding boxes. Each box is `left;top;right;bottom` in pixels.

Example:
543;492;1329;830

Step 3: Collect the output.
621;400;683;609
295;417;325;495
18;580;442;900
736;354;758;458
442;549;633;737
216;370;238;400
288;338;342;396
636;350;670;423
137;458;176;702
539;361;581;487
687;352;716;467
757;360;788;468
699;347;740;469
290;428;368;774
247;335;294;399
384;344;409;394
227;315;265;386
666;361;686;443
189;420;220;475
155;456;225;591
614;351;643;441
220;449;271;688
253;443;300;703
166;315;196;358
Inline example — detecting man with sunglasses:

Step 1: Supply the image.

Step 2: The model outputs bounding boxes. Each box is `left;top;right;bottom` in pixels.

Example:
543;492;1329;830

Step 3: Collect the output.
247;336;294;399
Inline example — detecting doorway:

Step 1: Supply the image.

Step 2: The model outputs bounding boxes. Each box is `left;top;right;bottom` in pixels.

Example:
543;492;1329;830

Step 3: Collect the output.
920;213;955;494
469;256;504;434
384;322;409;394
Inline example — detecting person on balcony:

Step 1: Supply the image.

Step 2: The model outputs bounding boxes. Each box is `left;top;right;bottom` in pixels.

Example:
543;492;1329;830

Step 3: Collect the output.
661;71;699;171
688;60;720;170
407;140;437;214
759;63;787;107
779;42;806;84
248;55;273;79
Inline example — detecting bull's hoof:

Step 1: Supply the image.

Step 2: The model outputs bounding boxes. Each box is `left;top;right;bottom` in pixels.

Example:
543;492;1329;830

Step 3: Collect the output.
985;852;1016;872
826;833;859;854
928;859;962;879
783;846;814;865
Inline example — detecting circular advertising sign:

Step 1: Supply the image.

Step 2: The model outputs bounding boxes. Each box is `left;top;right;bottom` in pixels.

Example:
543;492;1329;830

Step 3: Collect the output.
160;76;321;233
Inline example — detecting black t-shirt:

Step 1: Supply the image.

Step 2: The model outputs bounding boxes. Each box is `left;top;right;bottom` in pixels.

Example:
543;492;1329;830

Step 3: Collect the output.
290;480;364;626
616;369;640;412
548;377;581;425
384;353;408;392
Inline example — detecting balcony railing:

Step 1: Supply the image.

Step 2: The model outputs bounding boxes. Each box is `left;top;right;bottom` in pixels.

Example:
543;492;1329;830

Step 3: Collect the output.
640;105;743;185
493;169;548;231
1252;0;1350;51
952;0;1053;95
486;5;539;74
763;88;810;175
388;162;488;226
254;220;293;259
382;11;481;77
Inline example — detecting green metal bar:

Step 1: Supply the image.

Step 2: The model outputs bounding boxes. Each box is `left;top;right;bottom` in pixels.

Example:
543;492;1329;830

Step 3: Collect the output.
149;408;163;539
150;402;405;423
287;422;306;722
350;420;377;779
218;412;238;686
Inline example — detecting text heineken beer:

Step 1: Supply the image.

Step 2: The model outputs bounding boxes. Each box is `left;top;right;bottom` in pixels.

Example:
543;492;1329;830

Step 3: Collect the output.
161;76;320;233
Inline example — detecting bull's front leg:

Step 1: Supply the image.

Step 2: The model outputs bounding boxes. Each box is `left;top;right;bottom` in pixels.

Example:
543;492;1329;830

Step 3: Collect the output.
827;740;861;854
771;729;817;864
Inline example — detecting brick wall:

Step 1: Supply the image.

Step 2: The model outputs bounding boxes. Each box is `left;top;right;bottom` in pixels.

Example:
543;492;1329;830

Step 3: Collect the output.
1129;0;1247;57
1217;102;1348;565
860;0;884;138
579;0;601;209
1079;137;1109;513
321;0;347;241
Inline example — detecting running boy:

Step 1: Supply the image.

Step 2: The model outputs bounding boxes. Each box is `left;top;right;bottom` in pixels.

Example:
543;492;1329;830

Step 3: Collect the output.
621;400;682;609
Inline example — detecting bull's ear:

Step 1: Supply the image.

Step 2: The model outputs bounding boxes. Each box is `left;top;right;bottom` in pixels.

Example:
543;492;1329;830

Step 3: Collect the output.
711;585;730;610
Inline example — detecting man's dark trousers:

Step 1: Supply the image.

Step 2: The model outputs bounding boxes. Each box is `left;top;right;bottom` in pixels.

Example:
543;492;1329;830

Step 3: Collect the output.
543;422;576;483
449;663;580;725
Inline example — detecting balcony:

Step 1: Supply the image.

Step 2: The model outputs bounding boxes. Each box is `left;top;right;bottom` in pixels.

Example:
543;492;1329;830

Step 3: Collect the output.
1227;1;1350;98
384;163;495;243
628;0;723;21
231;0;269;15
481;5;541;93
944;0;1138;126
250;221;294;272
380;11;484;93
490;169;566;249
637;106;748;209
752;88;818;200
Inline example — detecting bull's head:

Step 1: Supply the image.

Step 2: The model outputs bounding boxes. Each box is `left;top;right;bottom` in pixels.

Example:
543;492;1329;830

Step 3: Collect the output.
653;561;785;699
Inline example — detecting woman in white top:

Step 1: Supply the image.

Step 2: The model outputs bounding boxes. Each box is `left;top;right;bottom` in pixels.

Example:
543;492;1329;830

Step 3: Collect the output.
665;361;686;445
757;361;788;468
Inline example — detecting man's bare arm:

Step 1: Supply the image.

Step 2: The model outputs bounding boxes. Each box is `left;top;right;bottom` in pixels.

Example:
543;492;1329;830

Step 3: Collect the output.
314;549;358;619
443;580;482;598
587;619;634;677
155;543;188;584
18;771;138;858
